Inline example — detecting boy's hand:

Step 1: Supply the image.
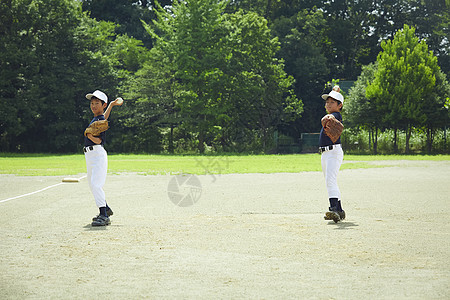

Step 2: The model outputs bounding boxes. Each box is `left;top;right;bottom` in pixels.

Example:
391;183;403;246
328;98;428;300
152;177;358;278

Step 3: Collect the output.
111;97;124;106
104;97;123;120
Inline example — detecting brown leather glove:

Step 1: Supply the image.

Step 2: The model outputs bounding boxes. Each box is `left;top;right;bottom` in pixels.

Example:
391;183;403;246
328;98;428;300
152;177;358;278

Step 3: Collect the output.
321;114;343;143
84;120;109;137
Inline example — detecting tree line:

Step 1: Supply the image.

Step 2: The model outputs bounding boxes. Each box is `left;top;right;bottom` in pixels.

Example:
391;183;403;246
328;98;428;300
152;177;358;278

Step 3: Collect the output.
0;0;449;154
345;25;450;154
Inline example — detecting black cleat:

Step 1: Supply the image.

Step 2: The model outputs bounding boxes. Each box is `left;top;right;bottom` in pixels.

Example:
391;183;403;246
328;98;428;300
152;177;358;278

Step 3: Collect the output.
92;207;113;221
91;215;110;226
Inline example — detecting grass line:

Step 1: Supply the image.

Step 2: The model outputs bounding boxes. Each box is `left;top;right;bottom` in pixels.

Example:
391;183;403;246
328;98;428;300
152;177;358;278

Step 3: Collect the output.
0;153;448;176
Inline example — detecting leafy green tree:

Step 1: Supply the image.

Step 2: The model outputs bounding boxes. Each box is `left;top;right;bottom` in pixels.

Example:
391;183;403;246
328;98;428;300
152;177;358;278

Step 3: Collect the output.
227;0;450;139
81;0;158;48
0;0;29;151
0;0;149;153
366;25;441;153
221;11;301;151
225;0;288;20
344;63;381;153
0;0;86;152
145;0;300;153
422;69;450;153
226;0;267;15
145;0;231;153
270;6;328;133
401;0;450;76
120;46;180;153
321;0;380;79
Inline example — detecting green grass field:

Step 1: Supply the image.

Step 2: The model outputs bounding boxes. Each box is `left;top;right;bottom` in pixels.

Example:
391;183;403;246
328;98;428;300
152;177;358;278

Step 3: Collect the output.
0;153;448;176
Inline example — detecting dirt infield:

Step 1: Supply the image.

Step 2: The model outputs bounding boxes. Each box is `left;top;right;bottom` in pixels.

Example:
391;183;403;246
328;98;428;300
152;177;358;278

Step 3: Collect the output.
1;161;449;299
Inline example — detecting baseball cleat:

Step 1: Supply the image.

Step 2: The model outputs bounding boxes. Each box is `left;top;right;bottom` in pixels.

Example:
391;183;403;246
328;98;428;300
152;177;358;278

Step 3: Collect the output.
91;215;110;226
324;211;341;223
338;210;345;220
92;207;113;221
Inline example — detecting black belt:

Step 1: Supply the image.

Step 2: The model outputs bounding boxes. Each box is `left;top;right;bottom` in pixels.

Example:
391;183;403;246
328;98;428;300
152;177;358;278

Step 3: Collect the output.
83;145;103;153
319;145;333;154
83;146;93;153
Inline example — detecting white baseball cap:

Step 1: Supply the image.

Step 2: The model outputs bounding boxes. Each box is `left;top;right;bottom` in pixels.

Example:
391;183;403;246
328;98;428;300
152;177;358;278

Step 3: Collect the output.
322;90;344;104
86;90;108;104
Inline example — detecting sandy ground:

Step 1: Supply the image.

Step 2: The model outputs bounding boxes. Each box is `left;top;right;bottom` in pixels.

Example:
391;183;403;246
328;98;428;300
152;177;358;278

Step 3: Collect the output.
0;160;449;299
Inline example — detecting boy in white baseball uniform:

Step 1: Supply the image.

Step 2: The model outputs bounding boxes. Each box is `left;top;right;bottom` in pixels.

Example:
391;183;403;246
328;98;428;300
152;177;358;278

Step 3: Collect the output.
84;90;121;226
319;86;345;223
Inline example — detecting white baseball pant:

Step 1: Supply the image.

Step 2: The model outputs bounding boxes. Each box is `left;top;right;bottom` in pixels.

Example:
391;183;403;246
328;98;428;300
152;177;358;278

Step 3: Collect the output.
84;145;108;208
321;144;343;199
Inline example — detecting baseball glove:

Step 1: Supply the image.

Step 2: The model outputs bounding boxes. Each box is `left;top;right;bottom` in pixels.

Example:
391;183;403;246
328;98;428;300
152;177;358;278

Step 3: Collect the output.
84;120;109;137
321;114;344;143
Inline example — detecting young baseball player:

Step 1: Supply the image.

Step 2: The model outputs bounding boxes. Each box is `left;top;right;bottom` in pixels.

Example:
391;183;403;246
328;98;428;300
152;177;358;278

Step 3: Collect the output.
84;90;122;226
319;86;345;223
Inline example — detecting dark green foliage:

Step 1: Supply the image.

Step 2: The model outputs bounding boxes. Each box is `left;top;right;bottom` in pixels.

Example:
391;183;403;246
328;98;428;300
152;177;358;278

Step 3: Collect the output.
1;0;448;154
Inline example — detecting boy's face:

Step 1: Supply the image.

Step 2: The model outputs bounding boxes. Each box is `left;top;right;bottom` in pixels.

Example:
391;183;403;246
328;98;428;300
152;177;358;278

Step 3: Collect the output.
325;97;342;113
90;98;107;116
